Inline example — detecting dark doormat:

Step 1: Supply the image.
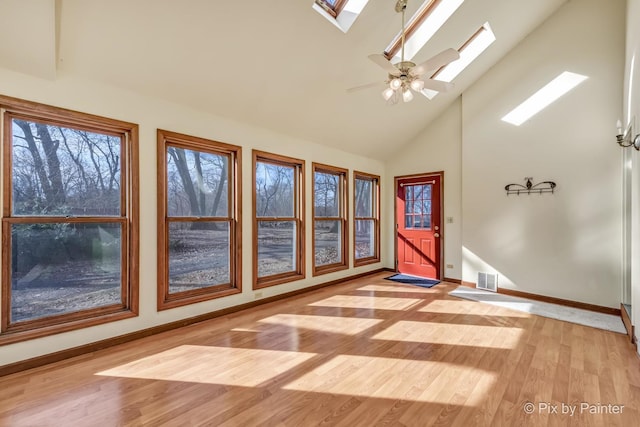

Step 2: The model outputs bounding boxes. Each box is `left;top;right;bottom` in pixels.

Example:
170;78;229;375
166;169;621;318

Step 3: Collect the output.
385;274;441;288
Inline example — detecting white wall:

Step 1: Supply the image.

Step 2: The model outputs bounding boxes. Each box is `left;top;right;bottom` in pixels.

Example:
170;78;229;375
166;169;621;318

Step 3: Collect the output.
624;0;640;350
385;98;463;279
384;0;626;308
462;0;625;307
0;68;385;367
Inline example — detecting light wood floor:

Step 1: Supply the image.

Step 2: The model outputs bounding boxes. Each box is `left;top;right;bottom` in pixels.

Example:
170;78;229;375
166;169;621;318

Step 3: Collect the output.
1;272;639;426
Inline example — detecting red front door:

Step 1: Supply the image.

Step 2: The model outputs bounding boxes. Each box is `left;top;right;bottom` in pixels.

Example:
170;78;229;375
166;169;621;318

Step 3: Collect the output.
396;174;442;279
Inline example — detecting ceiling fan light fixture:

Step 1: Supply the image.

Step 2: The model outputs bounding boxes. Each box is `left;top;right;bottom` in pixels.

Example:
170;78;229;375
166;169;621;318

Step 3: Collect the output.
390;78;402;90
402;88;414;103
410;79;425;92
382;87;395;101
387;90;400;105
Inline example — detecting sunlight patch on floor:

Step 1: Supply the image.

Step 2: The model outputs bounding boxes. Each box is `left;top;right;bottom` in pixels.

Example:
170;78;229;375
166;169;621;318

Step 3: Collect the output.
308;295;422;310
421;299;532;318
283;354;496;405
371;321;524;349
96;345;317;386
257;313;383;335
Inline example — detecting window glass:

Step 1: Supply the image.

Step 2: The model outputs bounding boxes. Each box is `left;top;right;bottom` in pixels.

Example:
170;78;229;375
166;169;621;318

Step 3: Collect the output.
158;130;241;309
1;97;138;344
167;147;229;217
354;173;380;265
254;151;304;288
12;119;121;216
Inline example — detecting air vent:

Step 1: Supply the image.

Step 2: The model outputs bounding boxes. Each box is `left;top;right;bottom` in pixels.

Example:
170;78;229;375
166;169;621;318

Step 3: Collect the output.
477;272;498;292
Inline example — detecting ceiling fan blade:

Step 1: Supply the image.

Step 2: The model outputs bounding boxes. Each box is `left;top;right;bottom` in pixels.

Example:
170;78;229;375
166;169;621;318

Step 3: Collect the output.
422;79;455;92
368;54;401;76
346;81;382;93
411;48;460;76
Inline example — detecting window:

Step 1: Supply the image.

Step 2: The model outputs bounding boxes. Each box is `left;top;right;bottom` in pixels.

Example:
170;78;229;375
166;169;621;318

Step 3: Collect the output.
313;163;348;275
354;171;380;266
157;130;241;310
422;23;496;99
404;183;432;229
312;0;370;33
315;0;347;18
253;151;305;289
0;95;139;344
385;0;465;62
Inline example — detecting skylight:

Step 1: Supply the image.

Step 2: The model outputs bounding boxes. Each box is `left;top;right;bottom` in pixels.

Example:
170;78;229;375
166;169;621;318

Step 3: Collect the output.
421;22;495;100
385;0;465;62
315;0;347;18
313;0;370;33
501;72;588;126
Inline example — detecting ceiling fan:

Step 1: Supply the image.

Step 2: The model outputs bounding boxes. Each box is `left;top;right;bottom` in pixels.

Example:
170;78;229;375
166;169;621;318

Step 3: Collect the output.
348;0;460;104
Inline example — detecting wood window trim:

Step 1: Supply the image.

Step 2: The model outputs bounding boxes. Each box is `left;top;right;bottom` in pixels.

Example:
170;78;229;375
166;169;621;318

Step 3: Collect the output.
253;150;305;290
315;0;348;18
353;171;380;267
157;129;242;310
312;163;348;276
384;0;441;60
0;94;139;346
430;25;487;79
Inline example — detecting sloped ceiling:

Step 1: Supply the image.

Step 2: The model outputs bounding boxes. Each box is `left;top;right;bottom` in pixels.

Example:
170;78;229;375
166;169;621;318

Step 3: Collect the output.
1;0;567;159
0;0;57;80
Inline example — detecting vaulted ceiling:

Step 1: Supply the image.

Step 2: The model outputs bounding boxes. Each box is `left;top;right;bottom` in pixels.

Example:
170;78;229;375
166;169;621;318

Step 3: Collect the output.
0;0;567;159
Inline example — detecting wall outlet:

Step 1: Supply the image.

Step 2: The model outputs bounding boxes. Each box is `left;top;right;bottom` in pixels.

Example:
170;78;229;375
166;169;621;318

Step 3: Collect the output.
446;264;454;269
254;291;263;299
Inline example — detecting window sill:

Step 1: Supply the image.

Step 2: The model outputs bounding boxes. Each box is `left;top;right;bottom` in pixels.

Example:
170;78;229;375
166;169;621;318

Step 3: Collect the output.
0;308;138;346
254;272;305;290
158;285;242;311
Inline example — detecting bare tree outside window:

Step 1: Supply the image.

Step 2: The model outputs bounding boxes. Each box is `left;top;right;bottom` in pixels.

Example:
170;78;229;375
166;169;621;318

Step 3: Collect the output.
354;172;380;265
1;96;139;345
157;130;241;310
253;151;305;289
313;163;347;275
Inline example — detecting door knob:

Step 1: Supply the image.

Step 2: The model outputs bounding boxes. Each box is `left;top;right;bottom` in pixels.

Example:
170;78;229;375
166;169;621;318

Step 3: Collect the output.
434;233;440;238
434;225;439;231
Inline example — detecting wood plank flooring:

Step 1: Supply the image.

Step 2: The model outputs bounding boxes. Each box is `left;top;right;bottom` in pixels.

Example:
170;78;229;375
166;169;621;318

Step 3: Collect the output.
1;272;639;426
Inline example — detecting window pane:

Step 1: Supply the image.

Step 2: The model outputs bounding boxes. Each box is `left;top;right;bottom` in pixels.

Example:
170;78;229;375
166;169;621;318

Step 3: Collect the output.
166;147;229;217
11;119;121;216
257;221;296;277
404;183;432;229
256;162;294;217
355;178;373;217
314;171;340;217
168;221;230;292
355;219;375;259
10;223;122;322
315;220;342;266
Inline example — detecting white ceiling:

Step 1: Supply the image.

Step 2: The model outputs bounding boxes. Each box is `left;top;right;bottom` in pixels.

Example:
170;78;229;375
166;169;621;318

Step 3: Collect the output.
1;0;567;159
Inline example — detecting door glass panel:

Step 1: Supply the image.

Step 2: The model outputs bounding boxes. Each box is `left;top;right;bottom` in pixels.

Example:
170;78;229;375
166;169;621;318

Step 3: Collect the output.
403;183;432;229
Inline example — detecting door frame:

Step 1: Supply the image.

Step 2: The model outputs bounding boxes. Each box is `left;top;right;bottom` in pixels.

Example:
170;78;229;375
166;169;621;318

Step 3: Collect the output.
394;171;444;279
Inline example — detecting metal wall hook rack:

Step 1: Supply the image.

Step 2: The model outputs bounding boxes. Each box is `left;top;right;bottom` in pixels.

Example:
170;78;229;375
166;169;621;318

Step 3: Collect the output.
505;177;556;195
